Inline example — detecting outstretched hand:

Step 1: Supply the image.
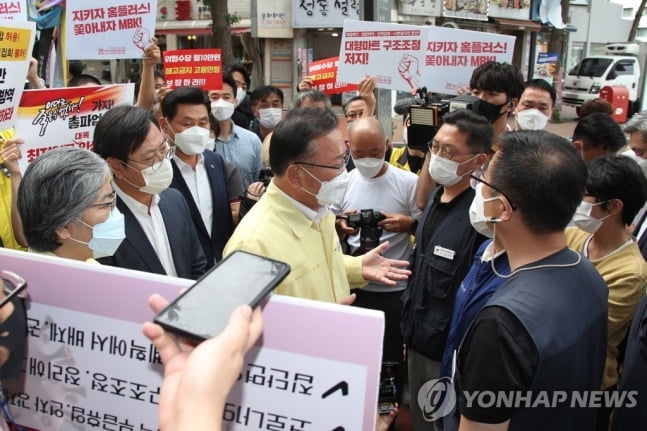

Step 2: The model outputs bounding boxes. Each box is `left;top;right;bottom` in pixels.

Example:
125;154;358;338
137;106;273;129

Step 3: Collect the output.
361;241;411;285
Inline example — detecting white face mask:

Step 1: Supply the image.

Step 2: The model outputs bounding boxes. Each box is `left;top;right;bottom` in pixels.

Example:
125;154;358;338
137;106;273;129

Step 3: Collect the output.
427;153;476;186
122;158;174;195
515;108;549;131
211;99;235;122
235;87;246;106
171;125;210;156
353;157;384;179
70;207;126;258
572;200;610;234
300;167;350;207
259;108;282;129
468;183;501;238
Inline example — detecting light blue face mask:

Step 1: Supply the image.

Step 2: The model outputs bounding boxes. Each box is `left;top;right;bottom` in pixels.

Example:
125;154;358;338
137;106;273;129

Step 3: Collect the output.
72;207;126;258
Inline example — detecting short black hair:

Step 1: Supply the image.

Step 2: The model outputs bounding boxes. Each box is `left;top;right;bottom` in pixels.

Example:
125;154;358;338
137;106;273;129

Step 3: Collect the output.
270;107;338;175
154;70;165;80
93;105;160;162
221;72;238;95
492;130;587;234
525;79;556;107
470;61;524;100
161;86;210;120
440;109;493;154
225;62;251;88
250;85;284;107
572;113;626;154
586;155;647;225
68;73;101;87
343;96;364;114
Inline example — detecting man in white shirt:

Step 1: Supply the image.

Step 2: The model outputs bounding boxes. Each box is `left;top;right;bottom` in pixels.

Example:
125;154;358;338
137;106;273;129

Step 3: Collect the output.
333;117;421;385
160;86;235;266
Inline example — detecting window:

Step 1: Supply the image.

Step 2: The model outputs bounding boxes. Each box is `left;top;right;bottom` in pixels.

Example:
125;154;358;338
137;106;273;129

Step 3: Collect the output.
614;59;635;76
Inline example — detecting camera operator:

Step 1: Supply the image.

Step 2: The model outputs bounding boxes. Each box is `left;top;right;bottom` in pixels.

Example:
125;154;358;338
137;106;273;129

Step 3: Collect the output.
332;117;421;406
415;61;524;210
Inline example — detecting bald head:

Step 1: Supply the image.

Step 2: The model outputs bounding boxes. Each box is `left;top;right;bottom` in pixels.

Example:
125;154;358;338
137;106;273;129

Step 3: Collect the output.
349;117;386;142
348;117;388;164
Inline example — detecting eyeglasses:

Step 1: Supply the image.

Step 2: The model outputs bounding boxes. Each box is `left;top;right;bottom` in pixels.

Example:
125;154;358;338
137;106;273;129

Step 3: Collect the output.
88;191;117;210
428;142;479;161
295;151;351;174
127;142;174;172
470;174;517;210
0;270;27;308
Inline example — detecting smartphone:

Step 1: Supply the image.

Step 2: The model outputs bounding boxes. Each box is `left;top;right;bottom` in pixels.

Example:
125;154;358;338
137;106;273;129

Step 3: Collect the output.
154;250;290;342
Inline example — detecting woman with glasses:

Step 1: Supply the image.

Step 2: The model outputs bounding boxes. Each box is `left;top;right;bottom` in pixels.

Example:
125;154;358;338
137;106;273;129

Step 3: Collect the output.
17;147;124;262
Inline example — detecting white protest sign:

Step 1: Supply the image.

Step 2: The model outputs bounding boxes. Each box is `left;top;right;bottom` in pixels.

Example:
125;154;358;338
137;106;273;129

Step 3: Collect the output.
0;248;385;430
14;84;135;173
0;19;34;131
65;0;157;59
0;1;27;21
338;19;515;95
422;25;515;94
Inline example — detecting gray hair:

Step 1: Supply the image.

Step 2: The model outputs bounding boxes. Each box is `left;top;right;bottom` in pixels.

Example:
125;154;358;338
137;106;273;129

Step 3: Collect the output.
18;147;111;252
292;90;331;110
624;110;647;143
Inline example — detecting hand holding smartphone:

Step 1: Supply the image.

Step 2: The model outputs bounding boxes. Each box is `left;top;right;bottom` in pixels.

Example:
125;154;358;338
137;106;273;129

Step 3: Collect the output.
154;251;290;342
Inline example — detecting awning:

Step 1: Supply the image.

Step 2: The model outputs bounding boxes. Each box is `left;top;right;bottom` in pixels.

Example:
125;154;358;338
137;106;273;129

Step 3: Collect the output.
494;18;543;32
155;19;251;35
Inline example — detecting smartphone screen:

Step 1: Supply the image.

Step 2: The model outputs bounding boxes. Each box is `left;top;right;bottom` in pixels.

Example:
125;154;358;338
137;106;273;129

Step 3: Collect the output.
154;250;290;341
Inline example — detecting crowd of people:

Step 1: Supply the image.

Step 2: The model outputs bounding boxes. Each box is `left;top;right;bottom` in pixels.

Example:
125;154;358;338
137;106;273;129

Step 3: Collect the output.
1;52;647;430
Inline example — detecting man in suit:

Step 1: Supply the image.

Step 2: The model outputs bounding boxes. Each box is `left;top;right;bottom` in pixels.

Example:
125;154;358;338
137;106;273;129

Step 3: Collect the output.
160;86;235;266
92;105;207;279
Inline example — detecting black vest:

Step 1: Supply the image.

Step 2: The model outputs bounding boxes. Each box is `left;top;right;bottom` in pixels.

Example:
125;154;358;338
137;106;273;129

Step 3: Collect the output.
401;186;484;360
487;249;608;430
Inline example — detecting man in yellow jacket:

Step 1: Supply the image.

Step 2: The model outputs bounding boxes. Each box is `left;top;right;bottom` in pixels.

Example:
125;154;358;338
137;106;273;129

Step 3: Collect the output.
224;107;411;303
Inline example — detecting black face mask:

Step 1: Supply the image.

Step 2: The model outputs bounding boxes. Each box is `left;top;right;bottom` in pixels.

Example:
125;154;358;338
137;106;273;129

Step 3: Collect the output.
472;99;508;124
407;155;425;173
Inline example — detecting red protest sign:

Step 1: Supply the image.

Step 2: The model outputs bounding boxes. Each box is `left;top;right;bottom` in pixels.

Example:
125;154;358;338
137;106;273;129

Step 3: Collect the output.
162;48;222;90
307;56;357;95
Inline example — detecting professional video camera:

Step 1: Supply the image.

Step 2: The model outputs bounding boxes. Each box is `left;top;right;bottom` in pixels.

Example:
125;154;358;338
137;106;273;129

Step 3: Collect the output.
406;87;450;151
346;209;386;255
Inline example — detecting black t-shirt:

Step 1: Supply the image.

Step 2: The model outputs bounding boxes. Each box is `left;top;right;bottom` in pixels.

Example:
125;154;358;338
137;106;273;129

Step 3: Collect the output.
457;306;539;423
0;297;27;380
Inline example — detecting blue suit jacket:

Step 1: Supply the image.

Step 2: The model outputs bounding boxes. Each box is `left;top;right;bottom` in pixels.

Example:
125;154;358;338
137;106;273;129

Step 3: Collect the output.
170;150;234;266
98;188;207;280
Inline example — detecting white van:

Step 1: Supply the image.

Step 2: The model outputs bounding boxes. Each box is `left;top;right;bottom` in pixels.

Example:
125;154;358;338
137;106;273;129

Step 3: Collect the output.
562;43;647;116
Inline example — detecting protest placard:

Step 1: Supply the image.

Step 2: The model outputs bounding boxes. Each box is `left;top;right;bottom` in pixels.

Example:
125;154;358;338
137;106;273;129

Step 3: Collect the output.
0;19;35;131
0;1;26;20
162;48;222;90
14;84;135;172
0;248;385;430
307;56;357;95
65;0;158;60
338;19;515;95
